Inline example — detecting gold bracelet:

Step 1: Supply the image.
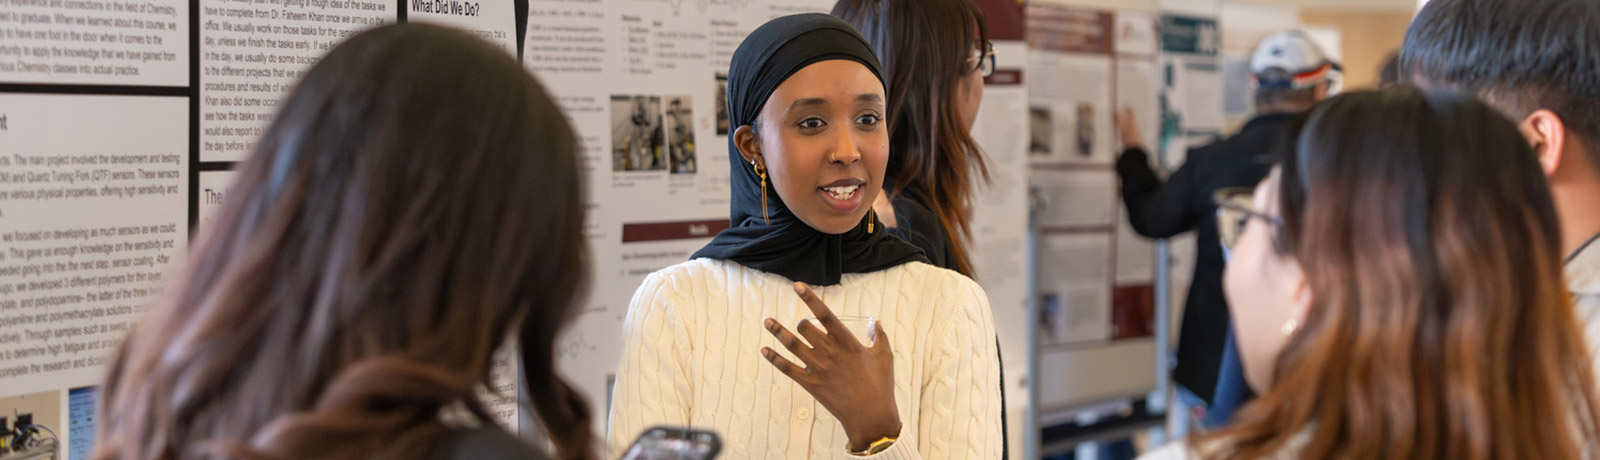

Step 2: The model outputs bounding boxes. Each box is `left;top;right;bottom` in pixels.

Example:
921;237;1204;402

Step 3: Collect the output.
849;436;897;456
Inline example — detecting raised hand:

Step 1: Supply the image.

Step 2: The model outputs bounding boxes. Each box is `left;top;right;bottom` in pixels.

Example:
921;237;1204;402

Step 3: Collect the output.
760;282;901;452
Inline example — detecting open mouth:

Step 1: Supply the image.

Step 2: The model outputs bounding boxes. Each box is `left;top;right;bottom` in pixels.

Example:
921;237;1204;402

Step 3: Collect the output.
818;179;866;212
822;184;861;200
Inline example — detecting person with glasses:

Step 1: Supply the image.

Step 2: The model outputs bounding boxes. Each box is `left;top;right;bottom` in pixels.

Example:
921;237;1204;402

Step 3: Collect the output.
829;2;1010;456
1142;87;1600;459
831;0;994;278
1114;30;1336;430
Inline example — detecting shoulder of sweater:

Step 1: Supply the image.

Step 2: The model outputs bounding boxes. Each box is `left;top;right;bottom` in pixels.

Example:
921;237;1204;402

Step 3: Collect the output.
863;262;988;307
646;258;756;287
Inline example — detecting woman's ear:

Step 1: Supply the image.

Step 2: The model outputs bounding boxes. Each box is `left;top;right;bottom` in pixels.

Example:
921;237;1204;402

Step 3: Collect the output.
1288;262;1312;325
734;125;762;165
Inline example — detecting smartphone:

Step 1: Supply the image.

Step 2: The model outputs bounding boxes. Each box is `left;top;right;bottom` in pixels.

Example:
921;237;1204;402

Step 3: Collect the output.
618;426;722;460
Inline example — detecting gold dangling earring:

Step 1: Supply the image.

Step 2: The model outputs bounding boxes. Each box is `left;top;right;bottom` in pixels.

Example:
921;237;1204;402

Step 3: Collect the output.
867;209;875;234
754;159;769;225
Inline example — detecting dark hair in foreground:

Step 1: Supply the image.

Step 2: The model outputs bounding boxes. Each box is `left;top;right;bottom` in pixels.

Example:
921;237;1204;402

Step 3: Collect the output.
1203;88;1600;459
1400;0;1600;152
832;0;990;277
93;24;595;460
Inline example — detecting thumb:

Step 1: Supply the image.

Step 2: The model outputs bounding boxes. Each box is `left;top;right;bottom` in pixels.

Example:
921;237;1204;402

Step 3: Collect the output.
870;323;891;353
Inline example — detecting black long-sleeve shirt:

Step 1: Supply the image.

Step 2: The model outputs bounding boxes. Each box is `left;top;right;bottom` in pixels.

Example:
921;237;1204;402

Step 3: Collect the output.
1116;113;1292;402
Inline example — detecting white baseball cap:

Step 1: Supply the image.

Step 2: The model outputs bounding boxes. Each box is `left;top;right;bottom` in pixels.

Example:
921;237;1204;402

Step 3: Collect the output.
1250;30;1341;89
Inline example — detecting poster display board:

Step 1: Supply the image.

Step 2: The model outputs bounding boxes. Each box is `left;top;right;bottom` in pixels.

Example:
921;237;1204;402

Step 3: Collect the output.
968;0;1033;456
1026;3;1160;413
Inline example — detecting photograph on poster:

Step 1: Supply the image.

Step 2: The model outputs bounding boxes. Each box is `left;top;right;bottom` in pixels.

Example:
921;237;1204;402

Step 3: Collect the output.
1075;103;1095;158
611;95;668;172
665;95;698;174
1029;106;1052;157
715;73;731;136
1039;293;1062;340
67;386;98;460
0;389;62;458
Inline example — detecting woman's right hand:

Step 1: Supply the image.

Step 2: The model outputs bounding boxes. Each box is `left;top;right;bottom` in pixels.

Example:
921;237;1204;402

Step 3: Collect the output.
1115;107;1145;149
761;282;901;452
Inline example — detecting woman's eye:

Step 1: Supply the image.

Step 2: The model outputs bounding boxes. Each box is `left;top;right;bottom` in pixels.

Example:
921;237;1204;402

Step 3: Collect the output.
798;118;826;129
855;114;881;126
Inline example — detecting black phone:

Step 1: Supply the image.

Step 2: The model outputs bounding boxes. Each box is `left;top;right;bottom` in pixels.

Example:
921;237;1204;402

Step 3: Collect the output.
618;426;722;460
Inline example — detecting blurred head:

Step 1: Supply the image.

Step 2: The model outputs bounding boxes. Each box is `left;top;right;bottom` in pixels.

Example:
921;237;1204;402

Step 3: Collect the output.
1250;30;1336;113
1212;88;1600;458
96;24;593;460
734;59;889;234
1402;0;1600;182
831;0;992;276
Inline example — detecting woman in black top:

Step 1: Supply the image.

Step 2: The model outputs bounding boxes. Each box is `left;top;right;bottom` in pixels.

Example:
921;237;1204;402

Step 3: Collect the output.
832;0;994;276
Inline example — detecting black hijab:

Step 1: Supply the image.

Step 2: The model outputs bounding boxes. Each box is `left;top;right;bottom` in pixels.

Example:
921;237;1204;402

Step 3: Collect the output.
692;13;926;286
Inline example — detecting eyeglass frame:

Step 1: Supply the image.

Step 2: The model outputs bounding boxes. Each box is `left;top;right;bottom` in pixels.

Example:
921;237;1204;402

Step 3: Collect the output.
1213;187;1285;253
968;41;996;78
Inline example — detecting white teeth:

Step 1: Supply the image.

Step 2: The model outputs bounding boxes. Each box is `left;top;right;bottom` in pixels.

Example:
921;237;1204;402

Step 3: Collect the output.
823;185;860;199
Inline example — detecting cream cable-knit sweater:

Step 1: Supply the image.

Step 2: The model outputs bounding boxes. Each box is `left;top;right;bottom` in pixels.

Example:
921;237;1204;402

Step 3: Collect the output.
607;258;1002;459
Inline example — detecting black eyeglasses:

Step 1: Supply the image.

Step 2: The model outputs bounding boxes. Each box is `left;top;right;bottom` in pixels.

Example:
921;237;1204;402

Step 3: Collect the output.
968;41;995;78
1213;188;1284;252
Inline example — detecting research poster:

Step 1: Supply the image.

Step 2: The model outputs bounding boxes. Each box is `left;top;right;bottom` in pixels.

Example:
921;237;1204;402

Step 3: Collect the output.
1156;12;1221;324
0;93;189;459
1025;3;1161;412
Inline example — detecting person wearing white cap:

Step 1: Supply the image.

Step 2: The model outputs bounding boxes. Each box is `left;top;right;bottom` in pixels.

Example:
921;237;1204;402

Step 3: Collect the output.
1112;29;1336;431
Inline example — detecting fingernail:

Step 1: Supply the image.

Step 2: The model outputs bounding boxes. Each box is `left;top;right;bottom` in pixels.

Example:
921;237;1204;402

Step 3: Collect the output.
793;282;807;294
761;348;772;358
764;318;776;329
